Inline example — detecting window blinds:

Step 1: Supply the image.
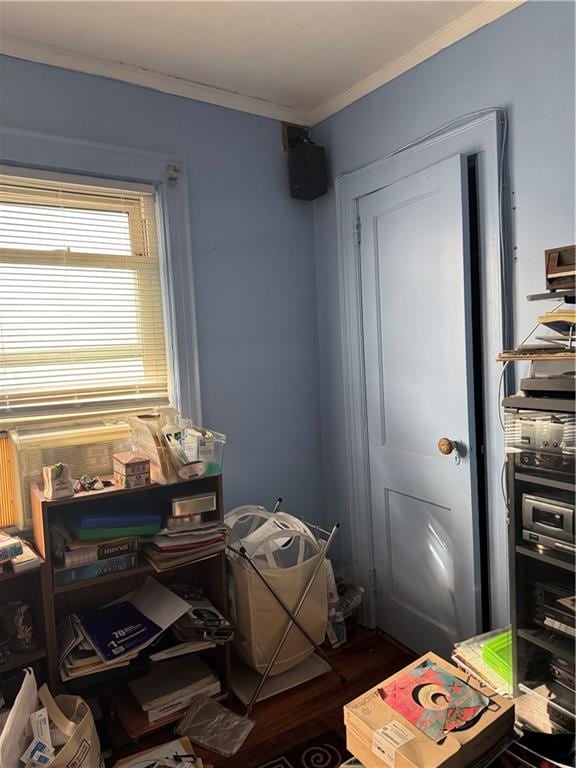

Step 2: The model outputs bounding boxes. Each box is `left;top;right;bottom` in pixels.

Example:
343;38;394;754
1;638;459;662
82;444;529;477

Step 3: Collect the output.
0;174;171;426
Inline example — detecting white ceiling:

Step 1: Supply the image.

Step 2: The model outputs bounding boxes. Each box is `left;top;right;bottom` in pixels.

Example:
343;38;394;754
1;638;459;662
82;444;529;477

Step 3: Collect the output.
0;1;523;125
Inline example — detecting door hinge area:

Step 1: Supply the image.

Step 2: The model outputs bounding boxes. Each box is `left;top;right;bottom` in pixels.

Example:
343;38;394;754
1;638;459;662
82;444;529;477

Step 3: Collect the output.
355;215;361;245
369;567;377;596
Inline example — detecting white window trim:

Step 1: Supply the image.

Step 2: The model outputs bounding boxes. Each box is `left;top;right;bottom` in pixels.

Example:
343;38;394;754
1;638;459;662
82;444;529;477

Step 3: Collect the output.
0;127;201;429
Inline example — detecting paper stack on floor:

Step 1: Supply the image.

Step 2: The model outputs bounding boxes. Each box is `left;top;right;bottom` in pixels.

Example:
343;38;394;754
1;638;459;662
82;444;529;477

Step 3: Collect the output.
344;652;514;768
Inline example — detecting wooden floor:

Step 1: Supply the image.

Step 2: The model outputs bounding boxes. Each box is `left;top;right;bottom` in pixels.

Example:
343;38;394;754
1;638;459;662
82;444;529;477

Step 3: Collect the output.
112;628;415;767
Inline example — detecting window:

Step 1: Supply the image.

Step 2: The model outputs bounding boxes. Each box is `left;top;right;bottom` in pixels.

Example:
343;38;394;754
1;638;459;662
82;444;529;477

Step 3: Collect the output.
0;173;171;427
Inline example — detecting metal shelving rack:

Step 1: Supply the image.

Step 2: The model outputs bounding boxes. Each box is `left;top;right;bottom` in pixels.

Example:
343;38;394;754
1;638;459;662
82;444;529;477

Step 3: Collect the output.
504;393;575;742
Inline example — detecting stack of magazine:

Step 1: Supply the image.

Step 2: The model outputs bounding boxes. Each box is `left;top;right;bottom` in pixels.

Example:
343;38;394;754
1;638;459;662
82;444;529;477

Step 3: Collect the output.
172;587;235;645
142;523;227;572
56;578;190;682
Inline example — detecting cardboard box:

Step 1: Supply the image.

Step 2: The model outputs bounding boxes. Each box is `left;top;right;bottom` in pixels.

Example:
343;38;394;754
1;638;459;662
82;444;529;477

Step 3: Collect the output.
344;652;514;768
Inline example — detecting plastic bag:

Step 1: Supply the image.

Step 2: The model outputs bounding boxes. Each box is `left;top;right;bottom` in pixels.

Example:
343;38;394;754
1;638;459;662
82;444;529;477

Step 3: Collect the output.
174;696;254;757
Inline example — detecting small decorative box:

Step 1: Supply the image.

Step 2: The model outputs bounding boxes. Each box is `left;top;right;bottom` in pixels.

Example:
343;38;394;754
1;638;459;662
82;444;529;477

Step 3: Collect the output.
113;452;150;477
113;471;151;489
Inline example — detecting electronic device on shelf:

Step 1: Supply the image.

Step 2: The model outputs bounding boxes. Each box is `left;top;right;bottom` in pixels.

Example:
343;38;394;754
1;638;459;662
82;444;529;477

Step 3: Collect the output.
532;582;575;644
522;495;575;553
519;418;566;451
551;658;575;694
521;375;576;398
515;450;575;477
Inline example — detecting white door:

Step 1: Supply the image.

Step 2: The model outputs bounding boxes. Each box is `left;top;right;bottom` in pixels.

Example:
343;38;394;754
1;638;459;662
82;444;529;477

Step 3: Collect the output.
359;154;481;658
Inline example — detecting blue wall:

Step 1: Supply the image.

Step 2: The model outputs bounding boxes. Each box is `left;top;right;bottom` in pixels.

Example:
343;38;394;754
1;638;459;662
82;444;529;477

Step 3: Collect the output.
311;0;575;625
0;55;324;519
0;1;574;627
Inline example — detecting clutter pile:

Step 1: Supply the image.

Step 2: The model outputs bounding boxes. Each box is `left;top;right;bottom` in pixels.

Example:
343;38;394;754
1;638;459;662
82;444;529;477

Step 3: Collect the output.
56;579;232;688
112;452;150;489
128;656;220;725
452;628;512;697
129;412;226;484
0;669;101;768
147;587;234;661
344;652;515;768
326;578;365;649
0;533;41;576
142;491;227;572
49;488;227;585
112;737;206;768
50;509;160;587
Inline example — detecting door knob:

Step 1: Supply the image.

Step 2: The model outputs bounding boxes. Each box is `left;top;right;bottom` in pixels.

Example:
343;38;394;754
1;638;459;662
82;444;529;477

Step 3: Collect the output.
438;438;457;455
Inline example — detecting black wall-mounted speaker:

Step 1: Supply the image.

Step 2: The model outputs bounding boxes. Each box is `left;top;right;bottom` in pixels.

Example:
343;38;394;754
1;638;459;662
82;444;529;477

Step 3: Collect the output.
288;142;327;201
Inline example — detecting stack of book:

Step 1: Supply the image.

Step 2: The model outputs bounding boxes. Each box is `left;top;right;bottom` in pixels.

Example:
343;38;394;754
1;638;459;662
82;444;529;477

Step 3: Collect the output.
52;511;161;586
0;533;41;575
142;523;227;572
128;656;220;724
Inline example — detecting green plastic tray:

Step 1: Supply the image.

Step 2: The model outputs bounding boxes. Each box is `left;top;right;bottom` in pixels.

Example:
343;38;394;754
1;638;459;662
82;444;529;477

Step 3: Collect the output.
67;521;160;541
482;630;512;685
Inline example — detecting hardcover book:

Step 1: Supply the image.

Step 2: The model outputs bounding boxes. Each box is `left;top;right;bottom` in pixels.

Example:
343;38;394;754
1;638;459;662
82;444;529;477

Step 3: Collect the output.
53;552;138;587
63;537;139;568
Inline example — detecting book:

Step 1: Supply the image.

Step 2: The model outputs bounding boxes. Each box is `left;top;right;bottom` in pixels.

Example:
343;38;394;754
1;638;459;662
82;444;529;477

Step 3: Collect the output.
53;552;138;586
0;533;23;563
63;536;139;568
128;656;218;711
10;541;41;573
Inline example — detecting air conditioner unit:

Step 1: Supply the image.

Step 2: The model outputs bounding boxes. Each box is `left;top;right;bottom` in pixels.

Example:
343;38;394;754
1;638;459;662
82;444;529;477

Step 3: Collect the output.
9;419;132;530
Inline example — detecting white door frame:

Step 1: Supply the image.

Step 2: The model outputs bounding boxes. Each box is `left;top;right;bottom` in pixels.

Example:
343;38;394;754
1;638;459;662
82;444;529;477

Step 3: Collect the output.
335;110;508;629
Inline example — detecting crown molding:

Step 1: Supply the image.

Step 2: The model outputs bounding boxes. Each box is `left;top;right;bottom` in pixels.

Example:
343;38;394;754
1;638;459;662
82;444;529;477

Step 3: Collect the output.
1;1;525;128
0;34;312;125
309;0;526;125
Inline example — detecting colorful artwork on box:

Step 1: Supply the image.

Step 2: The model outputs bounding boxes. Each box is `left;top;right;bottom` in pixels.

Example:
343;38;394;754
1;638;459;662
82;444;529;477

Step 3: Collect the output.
378;660;489;742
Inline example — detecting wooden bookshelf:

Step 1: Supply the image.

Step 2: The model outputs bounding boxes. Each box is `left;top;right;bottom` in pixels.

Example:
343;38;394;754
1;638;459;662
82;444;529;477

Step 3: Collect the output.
497;350;575;362
0;559;50;683
30;473;231;738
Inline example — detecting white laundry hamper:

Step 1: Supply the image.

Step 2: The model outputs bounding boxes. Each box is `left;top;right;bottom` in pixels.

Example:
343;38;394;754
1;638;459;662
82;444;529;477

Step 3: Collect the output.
226;506;328;676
